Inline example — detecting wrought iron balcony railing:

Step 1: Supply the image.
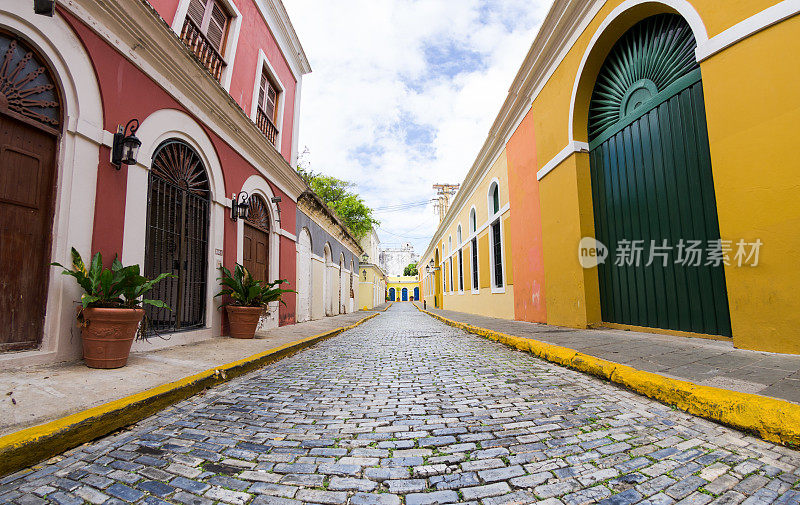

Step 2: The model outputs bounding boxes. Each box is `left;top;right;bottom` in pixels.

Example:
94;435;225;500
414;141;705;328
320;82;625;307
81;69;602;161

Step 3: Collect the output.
180;18;226;81
256;106;279;145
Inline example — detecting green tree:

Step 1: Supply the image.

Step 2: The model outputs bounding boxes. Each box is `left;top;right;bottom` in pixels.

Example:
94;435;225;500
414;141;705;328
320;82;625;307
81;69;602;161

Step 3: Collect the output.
404;263;418;276
297;169;378;240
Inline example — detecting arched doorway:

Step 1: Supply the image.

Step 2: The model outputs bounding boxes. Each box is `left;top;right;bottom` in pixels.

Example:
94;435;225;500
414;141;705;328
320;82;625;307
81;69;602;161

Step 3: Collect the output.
434;249;442;308
145;139;210;332
389;288;395;301
323;243;333;316
296;228;312;322
414;286;420;301
0;31;62;351
588;14;731;336
338;254;345;314
401;288;408;301
349;259;355;313
243;194;270;283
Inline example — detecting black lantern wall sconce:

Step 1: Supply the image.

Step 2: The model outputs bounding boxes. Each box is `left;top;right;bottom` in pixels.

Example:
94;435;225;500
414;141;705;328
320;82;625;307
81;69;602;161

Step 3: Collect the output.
271;196;282;225
361;253;369;264
34;0;56;16
230;192;251;222
111;119;141;169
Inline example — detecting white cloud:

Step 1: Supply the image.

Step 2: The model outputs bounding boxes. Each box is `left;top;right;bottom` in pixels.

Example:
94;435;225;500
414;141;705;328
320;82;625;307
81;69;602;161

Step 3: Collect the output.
284;0;549;254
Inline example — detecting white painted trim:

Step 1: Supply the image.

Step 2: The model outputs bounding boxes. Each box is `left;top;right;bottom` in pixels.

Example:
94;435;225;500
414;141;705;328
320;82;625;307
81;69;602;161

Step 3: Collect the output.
60;0;304;202
442;203;510;261
567;0;709;144
290;76;302;167
237;176;281;320
170;0;243;92
278;229;297;241
486;178;501;217
537;141;590;181
249;48;286;152
0;5;105;366
252;0;311;79
469;238;480;295
696;0;800;61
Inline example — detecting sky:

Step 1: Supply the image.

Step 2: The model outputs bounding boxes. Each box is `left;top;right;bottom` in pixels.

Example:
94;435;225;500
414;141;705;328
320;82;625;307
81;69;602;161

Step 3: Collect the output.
283;0;549;255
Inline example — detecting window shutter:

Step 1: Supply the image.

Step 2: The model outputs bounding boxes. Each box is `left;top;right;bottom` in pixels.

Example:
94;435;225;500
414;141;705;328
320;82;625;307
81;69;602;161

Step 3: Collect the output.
186;0;206;26
206;1;228;52
258;71;268;110
266;85;277;121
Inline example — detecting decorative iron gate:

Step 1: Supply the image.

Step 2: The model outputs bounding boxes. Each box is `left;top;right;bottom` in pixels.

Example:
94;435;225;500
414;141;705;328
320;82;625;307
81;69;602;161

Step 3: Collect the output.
588;14;731;336
144;140;210;333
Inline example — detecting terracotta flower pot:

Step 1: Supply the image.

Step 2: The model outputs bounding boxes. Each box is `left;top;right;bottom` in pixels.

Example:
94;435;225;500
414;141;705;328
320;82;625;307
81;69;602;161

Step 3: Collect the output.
226;306;263;339
80;307;144;369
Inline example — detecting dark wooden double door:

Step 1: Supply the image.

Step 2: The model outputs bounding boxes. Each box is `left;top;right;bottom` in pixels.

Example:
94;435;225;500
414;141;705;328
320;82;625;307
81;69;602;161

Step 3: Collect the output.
243;223;268;283
0;113;57;351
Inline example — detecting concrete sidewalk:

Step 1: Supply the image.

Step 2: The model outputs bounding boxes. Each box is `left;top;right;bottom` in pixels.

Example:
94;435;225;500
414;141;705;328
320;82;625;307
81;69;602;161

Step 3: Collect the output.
0;311;370;437
428;308;800;405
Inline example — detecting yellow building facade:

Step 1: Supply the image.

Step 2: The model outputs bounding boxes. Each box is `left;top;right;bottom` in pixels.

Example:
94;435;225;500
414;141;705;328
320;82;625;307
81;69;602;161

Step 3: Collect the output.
388;276;420;302
419;0;800;354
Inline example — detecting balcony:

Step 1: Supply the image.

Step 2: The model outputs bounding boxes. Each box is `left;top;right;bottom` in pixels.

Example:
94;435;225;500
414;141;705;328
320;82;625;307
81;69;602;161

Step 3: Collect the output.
256;106;279;145
180;17;226;81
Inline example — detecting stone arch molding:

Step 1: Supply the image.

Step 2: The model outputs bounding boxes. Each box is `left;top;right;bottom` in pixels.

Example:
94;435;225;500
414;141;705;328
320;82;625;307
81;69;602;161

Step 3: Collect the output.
135;108;226;203
568;0;709;144
123;108;227;270
0;5;104;364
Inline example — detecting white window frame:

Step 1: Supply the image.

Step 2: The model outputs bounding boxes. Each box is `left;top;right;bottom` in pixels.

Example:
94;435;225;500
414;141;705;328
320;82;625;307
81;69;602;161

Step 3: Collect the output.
171;0;242;92
486;178;506;294
249;48;286;152
470;237;480;294
489;216;506;294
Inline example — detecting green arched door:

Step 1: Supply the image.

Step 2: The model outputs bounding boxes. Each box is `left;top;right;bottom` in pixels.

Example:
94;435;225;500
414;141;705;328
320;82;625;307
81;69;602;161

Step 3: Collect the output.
588;14;731;336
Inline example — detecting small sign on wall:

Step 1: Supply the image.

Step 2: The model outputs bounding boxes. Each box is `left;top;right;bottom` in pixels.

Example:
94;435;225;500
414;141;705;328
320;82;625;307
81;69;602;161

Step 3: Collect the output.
215;248;223;256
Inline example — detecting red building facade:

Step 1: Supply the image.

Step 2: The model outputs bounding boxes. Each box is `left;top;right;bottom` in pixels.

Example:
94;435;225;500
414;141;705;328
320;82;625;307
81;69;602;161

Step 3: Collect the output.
0;0;311;365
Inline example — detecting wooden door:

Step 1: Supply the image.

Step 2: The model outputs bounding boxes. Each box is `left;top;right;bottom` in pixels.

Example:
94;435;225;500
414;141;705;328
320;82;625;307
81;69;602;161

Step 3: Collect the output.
588;14;731;336
0;114;57;351
243;223;268;282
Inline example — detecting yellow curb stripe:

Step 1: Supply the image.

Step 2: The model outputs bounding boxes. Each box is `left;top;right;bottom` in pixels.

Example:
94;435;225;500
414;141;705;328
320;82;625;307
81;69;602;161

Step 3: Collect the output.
411;303;800;447
0;312;379;477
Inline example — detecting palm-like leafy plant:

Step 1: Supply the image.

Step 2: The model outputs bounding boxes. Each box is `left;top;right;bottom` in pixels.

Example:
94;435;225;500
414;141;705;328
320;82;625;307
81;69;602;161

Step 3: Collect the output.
52;248;173;310
215;264;294;307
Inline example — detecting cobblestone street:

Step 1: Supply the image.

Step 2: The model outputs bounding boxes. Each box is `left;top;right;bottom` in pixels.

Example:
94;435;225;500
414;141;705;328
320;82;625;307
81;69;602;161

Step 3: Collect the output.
2;303;799;505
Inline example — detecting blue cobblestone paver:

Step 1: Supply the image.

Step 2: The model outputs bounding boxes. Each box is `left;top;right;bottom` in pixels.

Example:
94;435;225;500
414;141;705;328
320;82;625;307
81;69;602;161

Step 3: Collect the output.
1;303;800;504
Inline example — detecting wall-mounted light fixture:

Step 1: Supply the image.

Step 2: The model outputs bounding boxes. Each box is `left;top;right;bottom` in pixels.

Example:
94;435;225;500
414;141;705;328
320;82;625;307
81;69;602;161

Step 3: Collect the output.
271;196;282;225
111;119;141;169
361;253;369;264
34;0;56;16
230;192;250;222
362;269;367;281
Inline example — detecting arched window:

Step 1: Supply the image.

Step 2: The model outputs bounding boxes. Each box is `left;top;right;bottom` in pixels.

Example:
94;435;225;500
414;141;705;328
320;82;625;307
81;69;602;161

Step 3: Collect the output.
470;209;479;291
489;182;500;216
456;226;463;292
487;181;503;290
145;139;210;332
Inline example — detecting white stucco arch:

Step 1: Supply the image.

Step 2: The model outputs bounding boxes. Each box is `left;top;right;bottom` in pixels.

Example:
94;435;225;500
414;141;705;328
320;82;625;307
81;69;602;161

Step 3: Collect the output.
0;5;104;365
121;108;227;346
296;227;312;322
236;174;279;278
338;253;346;314
323;242;333;316
568;0;709;144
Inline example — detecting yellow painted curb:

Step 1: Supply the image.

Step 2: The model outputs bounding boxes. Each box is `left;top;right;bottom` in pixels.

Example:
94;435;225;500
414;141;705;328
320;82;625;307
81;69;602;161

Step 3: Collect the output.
0;312;380;477
411;303;800;447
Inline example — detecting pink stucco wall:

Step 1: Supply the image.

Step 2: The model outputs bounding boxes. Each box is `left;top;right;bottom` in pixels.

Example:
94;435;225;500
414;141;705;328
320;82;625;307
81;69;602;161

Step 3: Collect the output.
147;0;297;162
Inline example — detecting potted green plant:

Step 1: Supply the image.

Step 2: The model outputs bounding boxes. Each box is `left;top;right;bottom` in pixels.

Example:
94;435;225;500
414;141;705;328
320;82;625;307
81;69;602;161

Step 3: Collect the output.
216;264;294;339
52;248;173;368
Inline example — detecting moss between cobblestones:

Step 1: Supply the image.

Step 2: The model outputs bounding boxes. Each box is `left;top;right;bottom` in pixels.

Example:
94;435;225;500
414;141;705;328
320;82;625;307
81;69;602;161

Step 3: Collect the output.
0;312;380;478
412;303;800;448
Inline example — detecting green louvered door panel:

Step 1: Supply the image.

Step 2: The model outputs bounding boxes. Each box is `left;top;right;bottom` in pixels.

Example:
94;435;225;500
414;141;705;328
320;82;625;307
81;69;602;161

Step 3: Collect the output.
588;14;732;337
